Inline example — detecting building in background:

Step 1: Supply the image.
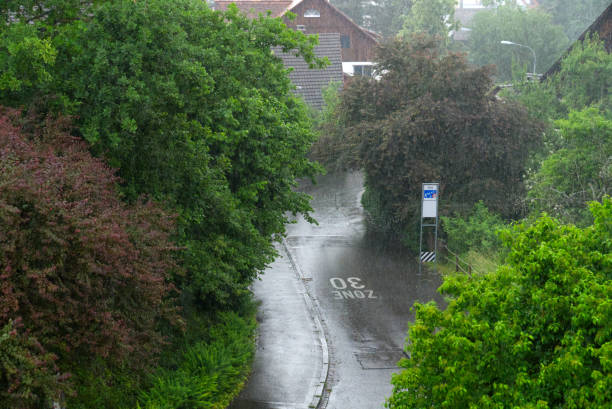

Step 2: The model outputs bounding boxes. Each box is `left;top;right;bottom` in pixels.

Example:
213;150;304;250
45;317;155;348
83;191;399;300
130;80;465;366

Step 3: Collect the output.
214;0;379;63
273;32;344;109
214;0;379;108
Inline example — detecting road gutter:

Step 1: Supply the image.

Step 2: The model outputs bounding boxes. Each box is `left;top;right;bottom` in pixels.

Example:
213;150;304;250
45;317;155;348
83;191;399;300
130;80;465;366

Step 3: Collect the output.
281;238;330;409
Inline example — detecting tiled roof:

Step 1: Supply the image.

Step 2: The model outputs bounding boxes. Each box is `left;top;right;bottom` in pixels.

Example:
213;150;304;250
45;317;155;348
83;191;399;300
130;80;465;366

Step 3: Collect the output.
274;33;343;109
214;0;292;17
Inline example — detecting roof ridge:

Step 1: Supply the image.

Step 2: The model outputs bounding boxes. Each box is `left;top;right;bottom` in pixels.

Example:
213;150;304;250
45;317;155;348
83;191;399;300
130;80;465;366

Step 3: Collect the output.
283;0;380;41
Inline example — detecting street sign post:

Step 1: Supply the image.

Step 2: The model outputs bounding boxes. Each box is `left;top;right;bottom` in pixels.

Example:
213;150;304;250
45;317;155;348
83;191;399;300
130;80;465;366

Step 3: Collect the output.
419;183;439;273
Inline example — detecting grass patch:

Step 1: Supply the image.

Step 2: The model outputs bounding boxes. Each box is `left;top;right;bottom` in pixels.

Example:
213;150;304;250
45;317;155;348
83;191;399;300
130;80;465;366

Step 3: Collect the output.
438;249;501;276
137;309;256;409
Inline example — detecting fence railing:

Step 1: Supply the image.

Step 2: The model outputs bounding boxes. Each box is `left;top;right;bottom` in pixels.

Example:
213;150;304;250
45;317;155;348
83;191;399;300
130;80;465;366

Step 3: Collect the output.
441;245;480;277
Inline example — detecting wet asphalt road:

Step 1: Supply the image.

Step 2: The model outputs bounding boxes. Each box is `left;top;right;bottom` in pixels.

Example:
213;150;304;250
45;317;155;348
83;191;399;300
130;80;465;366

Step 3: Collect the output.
286;171;444;408
231;171;445;409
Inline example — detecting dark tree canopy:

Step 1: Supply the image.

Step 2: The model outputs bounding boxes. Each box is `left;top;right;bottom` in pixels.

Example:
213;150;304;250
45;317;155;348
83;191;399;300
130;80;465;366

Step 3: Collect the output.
339;36;541;244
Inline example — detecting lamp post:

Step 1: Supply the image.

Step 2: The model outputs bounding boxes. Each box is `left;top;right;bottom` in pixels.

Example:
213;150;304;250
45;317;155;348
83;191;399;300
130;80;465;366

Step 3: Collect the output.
500;40;537;75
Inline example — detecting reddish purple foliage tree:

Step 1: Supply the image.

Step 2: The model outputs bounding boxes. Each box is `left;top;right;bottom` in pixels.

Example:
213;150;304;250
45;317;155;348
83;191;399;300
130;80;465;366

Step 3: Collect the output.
0;108;180;382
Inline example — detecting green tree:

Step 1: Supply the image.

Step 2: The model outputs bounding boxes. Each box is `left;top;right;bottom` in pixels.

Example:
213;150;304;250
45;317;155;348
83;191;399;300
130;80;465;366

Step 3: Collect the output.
0;1;108;106
1;1;103;26
388;198;612;409
538;0;611;42
502;35;612;162
551;34;612;114
467;2;568;82
527;108;612;226
53;0;322;309
399;0;458;44
366;0;413;37
331;0;368;28
338;36;540;246
441;201;505;256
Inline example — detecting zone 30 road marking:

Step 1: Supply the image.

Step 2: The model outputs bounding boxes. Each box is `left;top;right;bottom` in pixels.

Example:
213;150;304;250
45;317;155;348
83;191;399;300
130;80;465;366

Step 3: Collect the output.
329;277;377;300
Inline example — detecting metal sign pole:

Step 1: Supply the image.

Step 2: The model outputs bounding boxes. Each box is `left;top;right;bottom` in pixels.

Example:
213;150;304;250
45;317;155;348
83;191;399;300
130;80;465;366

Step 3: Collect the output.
434;194;438;271
419;197;424;274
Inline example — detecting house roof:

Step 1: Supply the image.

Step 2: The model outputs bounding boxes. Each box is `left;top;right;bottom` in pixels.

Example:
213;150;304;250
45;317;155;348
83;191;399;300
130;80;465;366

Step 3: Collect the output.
214;0;292;17
542;2;612;79
273;33;343;109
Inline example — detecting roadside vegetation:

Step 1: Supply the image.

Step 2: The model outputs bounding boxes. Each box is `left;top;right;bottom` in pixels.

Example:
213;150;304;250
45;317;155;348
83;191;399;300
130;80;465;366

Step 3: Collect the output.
311;20;611;409
1;1;323;408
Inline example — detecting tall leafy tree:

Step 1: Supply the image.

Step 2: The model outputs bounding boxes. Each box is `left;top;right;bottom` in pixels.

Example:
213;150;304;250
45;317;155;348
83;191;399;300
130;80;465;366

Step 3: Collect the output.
338;36;540;245
551;34;612;114
331;0;367;27
388;198;612;409
332;0;412;37
538;0;611;42
467;2;568;82
366;0;413;37
527;108;612;226
399;0;458;44
54;0;322;309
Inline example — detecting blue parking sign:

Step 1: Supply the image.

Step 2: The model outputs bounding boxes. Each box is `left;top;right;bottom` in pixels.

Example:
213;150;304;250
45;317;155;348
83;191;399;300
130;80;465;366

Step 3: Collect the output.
423;190;437;199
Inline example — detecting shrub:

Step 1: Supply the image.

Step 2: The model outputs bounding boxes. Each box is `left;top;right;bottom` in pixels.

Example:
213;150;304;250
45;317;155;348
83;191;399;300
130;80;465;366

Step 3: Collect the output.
0;319;68;409
0;108;180;405
388;198;612;409
338;36;541;247
138;311;256;409
441;201;506;255
527;108;612;226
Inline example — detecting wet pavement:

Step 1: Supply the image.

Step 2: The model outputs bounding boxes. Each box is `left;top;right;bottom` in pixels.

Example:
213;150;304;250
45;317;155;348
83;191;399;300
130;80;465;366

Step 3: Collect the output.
231;171;444;409
230;249;325;409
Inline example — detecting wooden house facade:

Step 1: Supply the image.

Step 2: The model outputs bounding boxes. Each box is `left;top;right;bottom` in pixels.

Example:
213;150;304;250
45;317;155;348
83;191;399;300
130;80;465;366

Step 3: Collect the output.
214;0;379;63
282;0;378;62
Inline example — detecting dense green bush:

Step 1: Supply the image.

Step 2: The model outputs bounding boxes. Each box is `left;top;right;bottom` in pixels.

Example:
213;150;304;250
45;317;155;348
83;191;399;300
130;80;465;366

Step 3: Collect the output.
527;108;612;226
441;201;506;255
388;198;612;408
138;311;256;409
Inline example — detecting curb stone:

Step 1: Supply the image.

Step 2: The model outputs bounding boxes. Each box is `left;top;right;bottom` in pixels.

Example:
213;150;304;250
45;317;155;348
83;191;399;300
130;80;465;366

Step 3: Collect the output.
281;238;330;409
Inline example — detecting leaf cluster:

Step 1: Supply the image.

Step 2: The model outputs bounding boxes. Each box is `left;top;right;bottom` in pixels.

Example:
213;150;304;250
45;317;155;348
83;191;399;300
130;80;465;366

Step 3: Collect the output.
441;201;506;255
0;319;68;409
399;0;458;44
527;108;612;226
137;311;255;409
48;0;322;310
389;198;612;408
467;3;569;83
0;109;180;404
340;36;541;244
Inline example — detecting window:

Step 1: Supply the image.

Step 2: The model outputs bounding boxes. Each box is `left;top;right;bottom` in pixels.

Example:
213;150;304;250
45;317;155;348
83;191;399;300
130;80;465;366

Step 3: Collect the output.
353;65;373;77
304;9;320;18
340;35;350;49
296;25;306;31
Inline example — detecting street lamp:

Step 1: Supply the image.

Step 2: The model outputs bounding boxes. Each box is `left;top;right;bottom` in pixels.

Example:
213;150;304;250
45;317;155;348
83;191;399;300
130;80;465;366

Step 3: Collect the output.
500;40;537;75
